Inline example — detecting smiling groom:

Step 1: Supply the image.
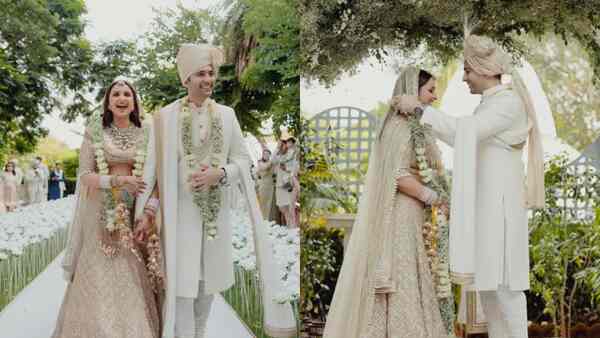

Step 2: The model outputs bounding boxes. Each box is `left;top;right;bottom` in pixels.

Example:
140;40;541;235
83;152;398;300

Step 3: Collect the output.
153;43;296;338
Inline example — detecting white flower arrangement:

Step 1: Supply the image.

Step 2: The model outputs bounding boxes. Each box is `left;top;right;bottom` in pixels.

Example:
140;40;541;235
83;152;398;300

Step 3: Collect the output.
0;197;75;260
230;199;299;304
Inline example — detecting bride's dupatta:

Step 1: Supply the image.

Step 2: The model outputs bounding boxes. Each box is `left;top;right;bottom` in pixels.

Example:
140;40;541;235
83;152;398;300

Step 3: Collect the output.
323;67;453;338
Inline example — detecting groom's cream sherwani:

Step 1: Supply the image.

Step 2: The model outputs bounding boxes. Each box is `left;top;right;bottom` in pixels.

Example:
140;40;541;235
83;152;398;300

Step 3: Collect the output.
155;98;249;296
421;84;530;291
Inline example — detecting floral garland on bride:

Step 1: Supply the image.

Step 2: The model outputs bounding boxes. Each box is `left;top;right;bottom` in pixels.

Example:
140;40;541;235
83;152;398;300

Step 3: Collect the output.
87;112;149;256
392;98;455;334
180;96;223;241
87;111;164;294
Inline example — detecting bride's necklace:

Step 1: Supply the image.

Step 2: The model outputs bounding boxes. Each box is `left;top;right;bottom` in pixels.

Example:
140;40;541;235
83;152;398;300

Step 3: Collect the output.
108;122;139;150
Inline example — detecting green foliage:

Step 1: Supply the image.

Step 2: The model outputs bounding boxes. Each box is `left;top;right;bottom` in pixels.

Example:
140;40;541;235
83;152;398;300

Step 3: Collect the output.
61;151;79;180
129;1;300;137
299;118;357;223
300;0;600;85
300;223;344;320
529;154;600;337
0;0;91;155
221;0;300;136
527;34;600;151
34;137;77;168
135;4;212;113
62;40;139;122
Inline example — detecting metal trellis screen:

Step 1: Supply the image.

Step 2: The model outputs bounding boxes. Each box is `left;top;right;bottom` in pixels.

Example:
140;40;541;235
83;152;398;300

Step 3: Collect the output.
562;138;600;220
308;106;380;194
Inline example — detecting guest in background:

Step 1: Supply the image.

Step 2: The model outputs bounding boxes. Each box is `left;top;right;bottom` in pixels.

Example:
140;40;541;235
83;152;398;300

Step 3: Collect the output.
9;159;24;205
3;162;19;211
56;163;66;198
48;163;65;200
257;148;278;222
272;130;299;228
0;167;5;213
36;156;49;202
25;160;44;204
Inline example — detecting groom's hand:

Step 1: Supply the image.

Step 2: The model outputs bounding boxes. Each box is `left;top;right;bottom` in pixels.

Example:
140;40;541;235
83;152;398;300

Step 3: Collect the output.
190;165;224;191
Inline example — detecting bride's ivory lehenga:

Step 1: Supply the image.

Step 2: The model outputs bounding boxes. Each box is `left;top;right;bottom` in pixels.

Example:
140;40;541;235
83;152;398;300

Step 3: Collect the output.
322;67;450;338
52;127;160;338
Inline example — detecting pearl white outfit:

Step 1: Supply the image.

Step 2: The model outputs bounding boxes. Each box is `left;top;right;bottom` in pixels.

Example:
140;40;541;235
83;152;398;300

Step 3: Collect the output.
421;84;530;338
174;101;215;338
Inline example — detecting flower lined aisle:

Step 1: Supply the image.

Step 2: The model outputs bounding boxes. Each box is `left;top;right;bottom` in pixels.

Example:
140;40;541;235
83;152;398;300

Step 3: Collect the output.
226;199;300;337
0;197;75;310
0;194;300;337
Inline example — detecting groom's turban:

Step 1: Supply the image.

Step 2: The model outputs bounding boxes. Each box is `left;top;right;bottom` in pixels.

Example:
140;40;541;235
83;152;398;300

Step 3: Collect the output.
176;43;225;85
463;35;513;76
464;34;546;209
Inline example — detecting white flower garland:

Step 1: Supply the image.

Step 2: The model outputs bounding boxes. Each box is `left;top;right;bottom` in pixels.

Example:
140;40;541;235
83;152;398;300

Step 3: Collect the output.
180;97;224;241
404;107;455;333
87;112;149;248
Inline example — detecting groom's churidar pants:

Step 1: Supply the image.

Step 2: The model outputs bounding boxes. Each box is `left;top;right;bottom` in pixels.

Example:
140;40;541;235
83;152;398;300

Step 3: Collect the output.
479;286;527;338
175;281;214;338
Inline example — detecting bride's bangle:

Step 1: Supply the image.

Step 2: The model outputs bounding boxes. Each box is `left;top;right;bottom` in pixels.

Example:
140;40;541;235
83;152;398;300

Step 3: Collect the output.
146;197;159;211
418;186;439;205
99;175;112;189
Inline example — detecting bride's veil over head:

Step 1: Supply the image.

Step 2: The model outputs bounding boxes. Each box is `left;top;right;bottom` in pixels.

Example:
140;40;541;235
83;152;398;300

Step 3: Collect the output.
323;66;424;338
378;66;420;139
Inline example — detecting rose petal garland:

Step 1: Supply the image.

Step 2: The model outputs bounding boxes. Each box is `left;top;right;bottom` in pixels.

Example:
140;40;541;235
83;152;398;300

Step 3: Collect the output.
180;97;224;241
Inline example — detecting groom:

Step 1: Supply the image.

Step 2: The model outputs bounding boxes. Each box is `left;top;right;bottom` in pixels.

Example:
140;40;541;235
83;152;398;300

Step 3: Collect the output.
399;34;545;338
154;43;253;338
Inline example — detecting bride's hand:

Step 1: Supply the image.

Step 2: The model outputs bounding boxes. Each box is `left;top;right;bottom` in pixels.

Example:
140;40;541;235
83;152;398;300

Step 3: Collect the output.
120;176;147;196
133;213;154;242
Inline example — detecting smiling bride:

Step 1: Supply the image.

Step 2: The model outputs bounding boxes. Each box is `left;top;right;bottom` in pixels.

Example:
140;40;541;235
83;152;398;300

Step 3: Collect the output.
52;78;163;338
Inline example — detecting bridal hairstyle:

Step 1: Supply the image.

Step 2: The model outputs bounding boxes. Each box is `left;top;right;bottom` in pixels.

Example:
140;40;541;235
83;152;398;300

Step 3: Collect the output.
418;69;434;90
101;79;142;128
378;67;434;139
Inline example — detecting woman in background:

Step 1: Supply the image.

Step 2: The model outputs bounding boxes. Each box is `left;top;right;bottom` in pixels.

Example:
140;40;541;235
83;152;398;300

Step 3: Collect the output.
3;162;19;211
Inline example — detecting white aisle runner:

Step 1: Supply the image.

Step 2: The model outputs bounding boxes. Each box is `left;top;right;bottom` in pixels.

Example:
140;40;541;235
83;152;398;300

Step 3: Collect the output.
0;253;253;338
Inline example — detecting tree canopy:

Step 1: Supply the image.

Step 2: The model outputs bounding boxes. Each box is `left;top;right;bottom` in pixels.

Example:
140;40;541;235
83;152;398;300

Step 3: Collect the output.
300;0;600;84
0;0;91;157
135;0;300;137
0;0;300;161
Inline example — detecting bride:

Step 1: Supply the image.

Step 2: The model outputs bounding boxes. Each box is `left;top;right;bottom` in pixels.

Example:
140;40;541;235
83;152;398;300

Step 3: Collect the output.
53;78;162;338
323;67;455;338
